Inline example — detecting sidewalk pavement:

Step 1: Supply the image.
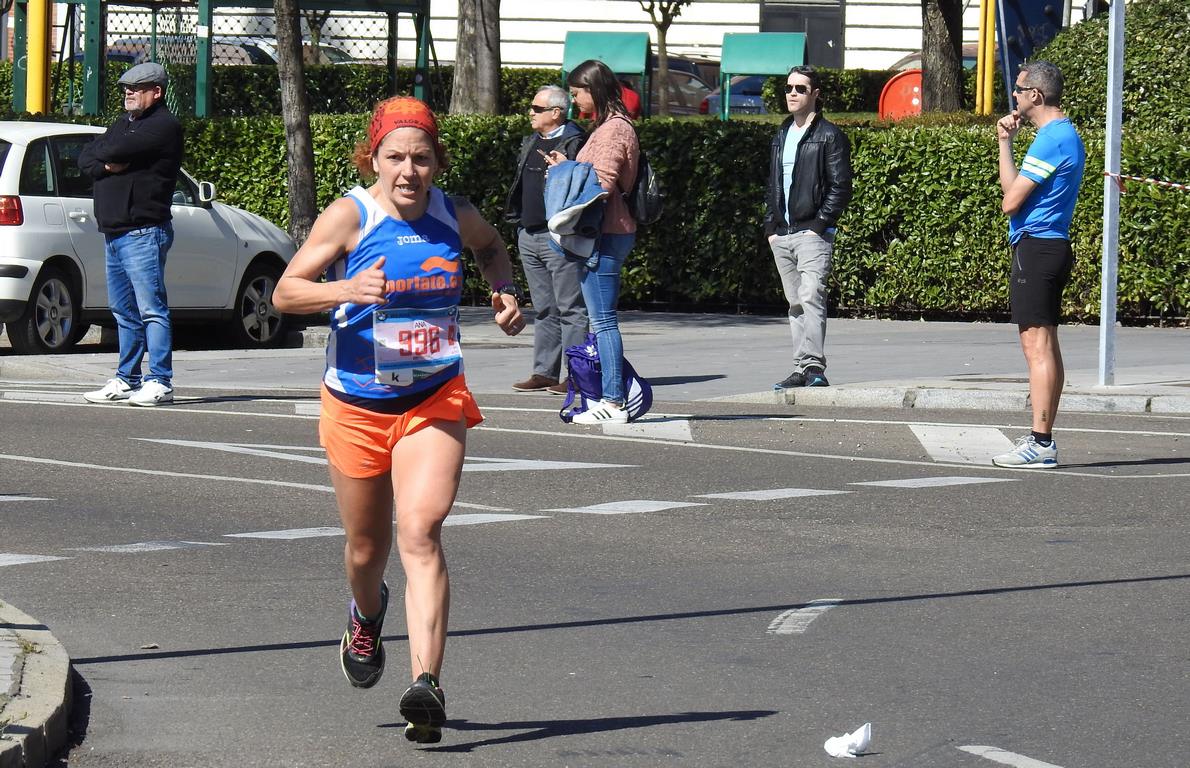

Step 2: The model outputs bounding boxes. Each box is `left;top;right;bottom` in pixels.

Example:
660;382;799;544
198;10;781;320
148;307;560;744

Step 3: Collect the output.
0;312;1187;767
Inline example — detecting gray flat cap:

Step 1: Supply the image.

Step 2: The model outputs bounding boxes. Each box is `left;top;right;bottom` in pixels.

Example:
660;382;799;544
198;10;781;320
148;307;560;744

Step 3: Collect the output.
118;62;168;87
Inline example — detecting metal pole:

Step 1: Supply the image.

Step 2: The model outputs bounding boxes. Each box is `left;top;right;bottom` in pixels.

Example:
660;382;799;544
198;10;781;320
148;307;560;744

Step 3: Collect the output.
195;0;211;117
25;0;50;113
0;7;7;62
1097;0;1125;386
82;0;102;115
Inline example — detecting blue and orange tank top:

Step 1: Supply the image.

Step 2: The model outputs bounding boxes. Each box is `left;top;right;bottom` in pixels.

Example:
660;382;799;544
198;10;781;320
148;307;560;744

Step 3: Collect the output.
323;185;465;403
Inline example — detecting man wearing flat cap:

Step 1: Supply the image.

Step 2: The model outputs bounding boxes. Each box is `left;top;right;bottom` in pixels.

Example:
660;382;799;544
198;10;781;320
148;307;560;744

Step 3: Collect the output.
79;62;184;406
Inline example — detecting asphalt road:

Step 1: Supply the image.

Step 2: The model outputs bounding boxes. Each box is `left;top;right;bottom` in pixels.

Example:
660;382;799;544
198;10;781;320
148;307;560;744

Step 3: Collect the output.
1;385;1187;767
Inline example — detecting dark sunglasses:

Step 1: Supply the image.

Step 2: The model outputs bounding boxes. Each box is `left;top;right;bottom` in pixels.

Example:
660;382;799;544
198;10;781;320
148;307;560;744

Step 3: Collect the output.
784;83;812;95
1012;84;1041;95
529;104;559;113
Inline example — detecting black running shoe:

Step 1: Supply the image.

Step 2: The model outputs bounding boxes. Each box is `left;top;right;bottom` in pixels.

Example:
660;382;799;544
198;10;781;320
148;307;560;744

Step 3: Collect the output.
401;672;446;743
339;581;388;689
773;370;806;390
804;367;830;387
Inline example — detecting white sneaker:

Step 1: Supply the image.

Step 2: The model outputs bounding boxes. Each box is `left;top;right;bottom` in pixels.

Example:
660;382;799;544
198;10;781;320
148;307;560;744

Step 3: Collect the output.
83;378;137;403
127;380;174;407
992;435;1058;468
572;400;628;425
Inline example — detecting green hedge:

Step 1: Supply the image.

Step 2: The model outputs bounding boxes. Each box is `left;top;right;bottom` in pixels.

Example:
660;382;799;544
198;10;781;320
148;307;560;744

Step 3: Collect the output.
1039;0;1190;135
174;115;1187;320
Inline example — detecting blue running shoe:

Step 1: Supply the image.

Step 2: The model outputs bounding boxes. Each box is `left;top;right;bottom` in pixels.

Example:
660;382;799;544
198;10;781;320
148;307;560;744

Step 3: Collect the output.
339;581;389;688
992;435;1058;469
804;367;830;387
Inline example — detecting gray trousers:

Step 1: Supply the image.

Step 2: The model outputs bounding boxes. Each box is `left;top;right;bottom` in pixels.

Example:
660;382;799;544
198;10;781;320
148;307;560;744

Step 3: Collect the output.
518;228;589;380
771;230;834;372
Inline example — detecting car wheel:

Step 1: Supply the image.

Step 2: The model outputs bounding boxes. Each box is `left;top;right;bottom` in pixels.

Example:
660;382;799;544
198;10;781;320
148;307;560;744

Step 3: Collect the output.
227;261;287;348
8;266;88;354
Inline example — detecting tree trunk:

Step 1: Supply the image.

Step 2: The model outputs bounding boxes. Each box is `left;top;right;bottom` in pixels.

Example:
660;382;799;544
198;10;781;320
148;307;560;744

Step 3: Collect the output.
450;0;501;114
274;0;316;245
656;23;671;117
922;0;964;111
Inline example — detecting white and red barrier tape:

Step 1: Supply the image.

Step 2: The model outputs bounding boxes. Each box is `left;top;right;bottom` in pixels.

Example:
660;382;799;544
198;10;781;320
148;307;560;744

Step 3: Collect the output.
1103;171;1190;193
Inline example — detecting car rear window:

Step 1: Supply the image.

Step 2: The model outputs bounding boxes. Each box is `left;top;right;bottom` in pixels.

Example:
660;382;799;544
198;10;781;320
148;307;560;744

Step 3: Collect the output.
0;141;10;172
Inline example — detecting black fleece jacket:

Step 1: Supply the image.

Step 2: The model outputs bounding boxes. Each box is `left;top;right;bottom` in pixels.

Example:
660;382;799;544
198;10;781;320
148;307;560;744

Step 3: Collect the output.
78;101;183;235
763;112;852;238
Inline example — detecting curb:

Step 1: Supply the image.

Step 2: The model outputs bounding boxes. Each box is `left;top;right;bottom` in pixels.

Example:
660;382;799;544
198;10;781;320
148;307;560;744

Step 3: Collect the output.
0;601;72;768
709;386;1190;415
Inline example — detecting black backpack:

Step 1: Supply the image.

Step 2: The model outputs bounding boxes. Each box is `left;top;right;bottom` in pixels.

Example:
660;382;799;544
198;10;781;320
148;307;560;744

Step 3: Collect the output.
615;116;664;227
626;149;665;227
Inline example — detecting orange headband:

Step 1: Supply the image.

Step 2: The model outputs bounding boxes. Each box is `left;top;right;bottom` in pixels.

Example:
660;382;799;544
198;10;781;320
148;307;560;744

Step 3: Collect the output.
368;97;439;154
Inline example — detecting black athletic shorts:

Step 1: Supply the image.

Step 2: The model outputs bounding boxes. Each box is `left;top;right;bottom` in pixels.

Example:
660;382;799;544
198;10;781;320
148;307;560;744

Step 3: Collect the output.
1010;235;1074;326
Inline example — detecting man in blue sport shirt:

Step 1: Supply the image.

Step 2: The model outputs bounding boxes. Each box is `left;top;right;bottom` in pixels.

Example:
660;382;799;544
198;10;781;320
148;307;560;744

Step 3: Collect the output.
992;61;1086;469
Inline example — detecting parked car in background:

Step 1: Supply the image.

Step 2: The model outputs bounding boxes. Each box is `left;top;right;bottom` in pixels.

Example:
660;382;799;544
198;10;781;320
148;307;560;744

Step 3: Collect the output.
621;71;714;116
890;43;980;70
699;75;769;115
107;35;356;66
0;122;297;354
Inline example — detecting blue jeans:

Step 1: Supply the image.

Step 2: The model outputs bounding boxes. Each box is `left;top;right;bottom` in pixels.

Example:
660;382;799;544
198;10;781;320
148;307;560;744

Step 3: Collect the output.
105;223;174;387
579;233;635;404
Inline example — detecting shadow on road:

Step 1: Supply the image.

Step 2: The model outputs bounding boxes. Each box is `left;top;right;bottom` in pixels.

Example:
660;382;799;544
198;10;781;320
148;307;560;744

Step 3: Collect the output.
70;573;1189;668
376;710;777;752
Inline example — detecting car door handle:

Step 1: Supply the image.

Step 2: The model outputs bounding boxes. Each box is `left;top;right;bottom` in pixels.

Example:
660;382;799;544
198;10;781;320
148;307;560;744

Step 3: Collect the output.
68;210;89;222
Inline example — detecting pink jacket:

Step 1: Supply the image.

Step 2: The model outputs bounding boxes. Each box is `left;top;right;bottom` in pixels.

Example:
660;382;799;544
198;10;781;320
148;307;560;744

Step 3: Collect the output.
576;114;639;235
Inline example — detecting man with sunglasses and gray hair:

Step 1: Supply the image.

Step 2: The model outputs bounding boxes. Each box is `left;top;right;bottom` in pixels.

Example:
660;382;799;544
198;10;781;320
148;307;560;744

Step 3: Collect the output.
503;84;588;394
991;60;1085;469
765;65;852;390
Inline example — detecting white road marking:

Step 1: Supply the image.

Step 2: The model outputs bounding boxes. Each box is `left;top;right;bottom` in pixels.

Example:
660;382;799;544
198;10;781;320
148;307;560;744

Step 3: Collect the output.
444;513;545;526
957;745;1065;768
694;488;848;501
767;599;843;634
0;554;69;567
910;424;1017;464
134;439;633;474
602;419;694;441
544;500;706;515
2;399;1185;479
0;495;54;502
225;527;344;540
2;391;91;404
68;540;229;554
0;453;509;511
461;457;635;473
853;476;1019;489
475;426;1190;480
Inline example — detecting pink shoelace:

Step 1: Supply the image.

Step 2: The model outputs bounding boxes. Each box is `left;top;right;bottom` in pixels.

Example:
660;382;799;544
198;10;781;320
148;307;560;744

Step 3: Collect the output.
348;615;379;656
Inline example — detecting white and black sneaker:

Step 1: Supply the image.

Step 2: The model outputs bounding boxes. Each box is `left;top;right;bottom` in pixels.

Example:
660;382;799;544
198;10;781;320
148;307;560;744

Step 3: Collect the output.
572;400;628;425
83;378;137;403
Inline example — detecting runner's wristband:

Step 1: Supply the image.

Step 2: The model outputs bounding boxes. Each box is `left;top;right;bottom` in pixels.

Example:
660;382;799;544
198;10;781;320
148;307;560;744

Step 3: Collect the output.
493;282;524;303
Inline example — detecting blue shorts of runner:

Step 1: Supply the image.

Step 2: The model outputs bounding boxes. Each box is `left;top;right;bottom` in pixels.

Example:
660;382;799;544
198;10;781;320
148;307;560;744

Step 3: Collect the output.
1010;235;1073;327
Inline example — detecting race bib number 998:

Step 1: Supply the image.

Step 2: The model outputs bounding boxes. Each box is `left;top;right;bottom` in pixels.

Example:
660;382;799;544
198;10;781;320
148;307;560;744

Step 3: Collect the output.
372;306;462;387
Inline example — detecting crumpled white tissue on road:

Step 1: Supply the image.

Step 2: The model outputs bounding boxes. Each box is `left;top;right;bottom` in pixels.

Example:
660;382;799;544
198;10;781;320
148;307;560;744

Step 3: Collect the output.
824;722;871;758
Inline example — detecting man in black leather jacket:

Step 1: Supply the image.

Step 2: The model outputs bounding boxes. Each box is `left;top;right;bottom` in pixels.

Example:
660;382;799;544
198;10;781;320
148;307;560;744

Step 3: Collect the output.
763;65;852;389
503;84;588;393
78;62;183;407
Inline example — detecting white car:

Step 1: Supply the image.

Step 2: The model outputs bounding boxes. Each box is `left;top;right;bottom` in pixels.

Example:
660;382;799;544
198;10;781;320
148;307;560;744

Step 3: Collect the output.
0;121;297;354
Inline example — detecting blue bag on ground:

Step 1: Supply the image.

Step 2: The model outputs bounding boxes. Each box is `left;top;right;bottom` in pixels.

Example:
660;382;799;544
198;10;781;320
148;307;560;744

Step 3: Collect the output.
559;333;652;423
